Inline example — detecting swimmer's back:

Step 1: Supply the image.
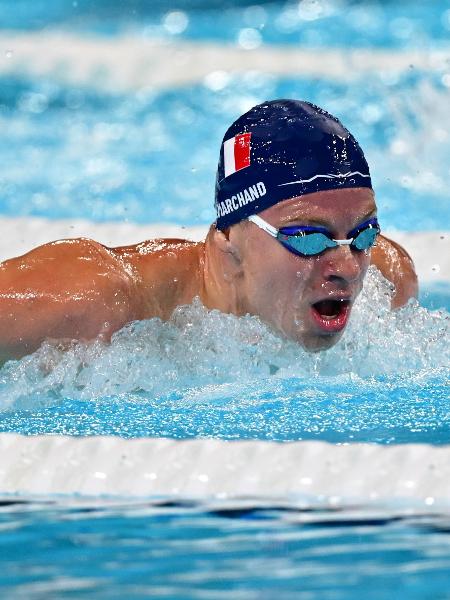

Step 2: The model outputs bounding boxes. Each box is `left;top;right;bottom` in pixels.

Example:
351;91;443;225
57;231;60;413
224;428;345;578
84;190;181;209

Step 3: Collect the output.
111;237;203;319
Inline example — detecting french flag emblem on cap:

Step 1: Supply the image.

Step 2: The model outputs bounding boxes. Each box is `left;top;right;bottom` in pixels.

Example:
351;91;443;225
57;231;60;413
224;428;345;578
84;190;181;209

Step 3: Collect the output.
223;133;252;178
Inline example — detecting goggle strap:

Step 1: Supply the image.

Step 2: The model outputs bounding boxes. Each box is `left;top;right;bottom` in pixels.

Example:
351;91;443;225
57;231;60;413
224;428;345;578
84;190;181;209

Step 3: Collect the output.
248;214;278;238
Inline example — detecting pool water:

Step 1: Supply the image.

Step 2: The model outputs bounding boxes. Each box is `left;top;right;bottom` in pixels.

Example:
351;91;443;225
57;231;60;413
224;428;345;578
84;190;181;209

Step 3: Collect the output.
0;0;450;597
2;0;450;49
1;500;450;600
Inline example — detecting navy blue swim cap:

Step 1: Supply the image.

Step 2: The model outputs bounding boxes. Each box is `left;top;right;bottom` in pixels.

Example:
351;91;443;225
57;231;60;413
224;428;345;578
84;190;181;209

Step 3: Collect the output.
215;99;372;230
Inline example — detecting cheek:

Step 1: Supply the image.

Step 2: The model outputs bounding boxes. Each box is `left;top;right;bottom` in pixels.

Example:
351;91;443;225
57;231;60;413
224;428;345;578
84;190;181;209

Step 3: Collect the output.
244;244;311;305
260;254;315;304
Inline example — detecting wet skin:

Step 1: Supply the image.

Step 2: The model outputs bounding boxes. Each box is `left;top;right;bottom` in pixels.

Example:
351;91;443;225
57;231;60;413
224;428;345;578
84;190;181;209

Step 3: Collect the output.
0;188;418;361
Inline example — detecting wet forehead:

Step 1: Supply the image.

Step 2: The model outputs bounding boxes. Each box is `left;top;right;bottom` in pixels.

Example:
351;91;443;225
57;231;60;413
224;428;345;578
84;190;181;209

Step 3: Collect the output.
262;188;377;229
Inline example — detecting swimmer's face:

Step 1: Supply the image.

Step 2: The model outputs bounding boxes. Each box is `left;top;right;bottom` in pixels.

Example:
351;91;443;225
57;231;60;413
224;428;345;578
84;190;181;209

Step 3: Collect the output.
231;188;377;351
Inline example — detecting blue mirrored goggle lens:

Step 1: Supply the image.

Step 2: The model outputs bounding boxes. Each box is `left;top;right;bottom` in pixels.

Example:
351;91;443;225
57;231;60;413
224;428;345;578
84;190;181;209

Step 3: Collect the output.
278;232;337;256
352;226;378;250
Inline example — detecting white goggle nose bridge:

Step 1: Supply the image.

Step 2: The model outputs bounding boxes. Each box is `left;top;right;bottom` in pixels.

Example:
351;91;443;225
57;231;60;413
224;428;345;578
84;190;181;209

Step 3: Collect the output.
248;214;355;246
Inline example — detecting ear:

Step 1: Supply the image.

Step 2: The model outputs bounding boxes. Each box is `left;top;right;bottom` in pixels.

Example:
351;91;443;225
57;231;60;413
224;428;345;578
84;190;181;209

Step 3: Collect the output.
213;226;242;265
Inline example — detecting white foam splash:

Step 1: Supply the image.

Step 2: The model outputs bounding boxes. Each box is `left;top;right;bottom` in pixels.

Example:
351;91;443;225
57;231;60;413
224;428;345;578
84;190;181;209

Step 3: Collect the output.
0;267;448;411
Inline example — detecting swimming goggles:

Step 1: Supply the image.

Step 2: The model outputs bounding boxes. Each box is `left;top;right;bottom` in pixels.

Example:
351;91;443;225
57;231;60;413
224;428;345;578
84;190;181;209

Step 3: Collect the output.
248;214;380;257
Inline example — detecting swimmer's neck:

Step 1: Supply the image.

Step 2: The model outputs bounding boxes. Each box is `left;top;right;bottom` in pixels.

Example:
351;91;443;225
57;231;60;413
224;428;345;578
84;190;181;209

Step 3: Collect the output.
200;225;246;316
111;233;241;321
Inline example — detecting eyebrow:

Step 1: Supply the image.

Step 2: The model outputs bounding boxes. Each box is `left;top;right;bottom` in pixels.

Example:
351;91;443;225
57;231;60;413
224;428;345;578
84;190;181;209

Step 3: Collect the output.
279;209;378;230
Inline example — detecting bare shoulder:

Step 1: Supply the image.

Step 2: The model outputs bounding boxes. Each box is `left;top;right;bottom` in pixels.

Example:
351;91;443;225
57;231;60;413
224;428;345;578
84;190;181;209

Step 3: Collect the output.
111;237;200;259
0;237;138;353
0;236;202;361
370;234;419;308
3;236;118;269
111;238;201;281
2;237;134;294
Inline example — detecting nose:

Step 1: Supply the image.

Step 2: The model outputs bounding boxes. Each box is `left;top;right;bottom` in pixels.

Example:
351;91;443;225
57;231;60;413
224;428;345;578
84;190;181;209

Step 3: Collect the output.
320;245;365;285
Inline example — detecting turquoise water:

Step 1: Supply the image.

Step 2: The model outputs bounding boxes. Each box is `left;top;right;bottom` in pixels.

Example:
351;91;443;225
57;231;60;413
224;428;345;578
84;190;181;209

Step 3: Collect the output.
1;0;450;597
1;501;450;600
1;370;449;443
2;0;450;49
1;71;449;230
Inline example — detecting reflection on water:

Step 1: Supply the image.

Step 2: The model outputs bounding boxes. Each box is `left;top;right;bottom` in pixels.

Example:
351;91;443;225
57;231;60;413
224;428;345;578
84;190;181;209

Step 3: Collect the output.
1;499;450;600
2;0;450;49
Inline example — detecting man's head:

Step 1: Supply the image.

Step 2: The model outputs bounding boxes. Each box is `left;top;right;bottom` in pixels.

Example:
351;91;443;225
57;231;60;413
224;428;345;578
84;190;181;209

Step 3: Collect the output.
210;99;378;350
214;99;372;229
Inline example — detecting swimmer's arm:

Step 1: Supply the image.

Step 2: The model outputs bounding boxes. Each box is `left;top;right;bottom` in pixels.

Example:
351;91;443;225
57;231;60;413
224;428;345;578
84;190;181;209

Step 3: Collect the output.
0;238;139;362
370;234;419;309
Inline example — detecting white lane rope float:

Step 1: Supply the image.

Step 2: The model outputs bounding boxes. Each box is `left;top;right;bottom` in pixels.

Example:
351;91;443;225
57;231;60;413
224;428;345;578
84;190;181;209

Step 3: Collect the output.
0;30;449;92
0;434;450;513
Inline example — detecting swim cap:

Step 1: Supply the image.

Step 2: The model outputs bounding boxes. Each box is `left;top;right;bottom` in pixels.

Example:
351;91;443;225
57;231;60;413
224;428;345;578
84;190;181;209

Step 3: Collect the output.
215;99;372;230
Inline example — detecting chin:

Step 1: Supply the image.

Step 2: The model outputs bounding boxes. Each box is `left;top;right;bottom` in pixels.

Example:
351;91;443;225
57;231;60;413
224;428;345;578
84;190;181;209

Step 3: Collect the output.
298;330;344;352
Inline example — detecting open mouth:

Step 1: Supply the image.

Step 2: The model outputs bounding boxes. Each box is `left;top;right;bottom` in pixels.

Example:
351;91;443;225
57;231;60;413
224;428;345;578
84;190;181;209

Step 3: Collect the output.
311;298;351;332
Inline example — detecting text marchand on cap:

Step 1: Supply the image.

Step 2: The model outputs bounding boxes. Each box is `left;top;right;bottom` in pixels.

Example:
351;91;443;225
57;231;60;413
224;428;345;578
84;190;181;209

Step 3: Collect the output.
216;181;267;217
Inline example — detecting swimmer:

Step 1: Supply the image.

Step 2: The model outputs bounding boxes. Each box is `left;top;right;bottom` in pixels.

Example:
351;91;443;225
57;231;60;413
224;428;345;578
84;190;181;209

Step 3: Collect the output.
0;100;418;361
